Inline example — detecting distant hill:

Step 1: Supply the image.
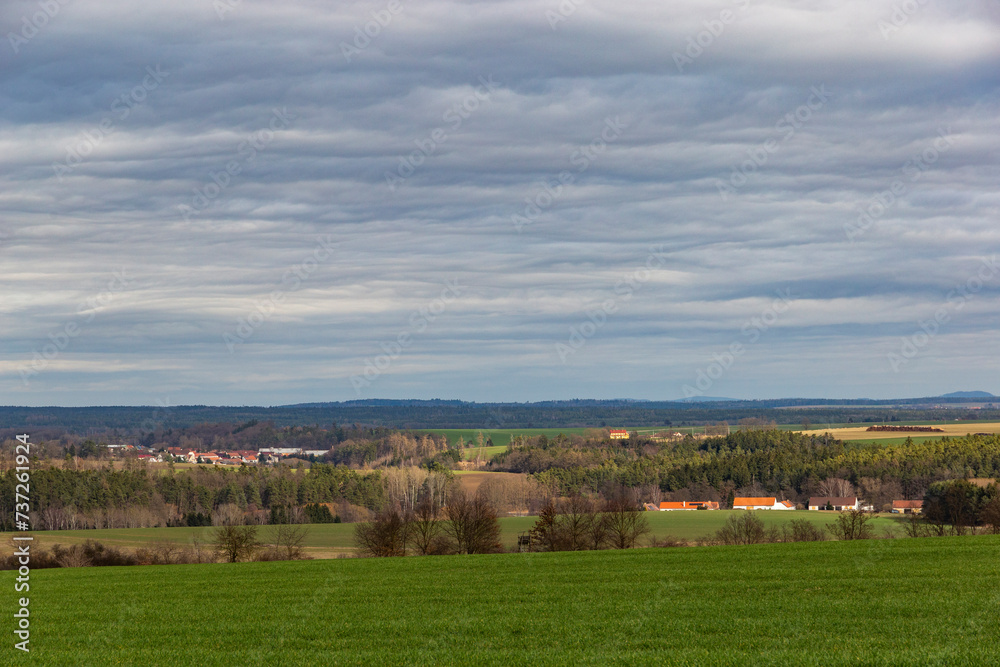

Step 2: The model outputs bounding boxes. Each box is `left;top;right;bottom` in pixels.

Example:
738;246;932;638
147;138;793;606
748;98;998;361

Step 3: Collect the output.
672;396;739;403
939;391;995;399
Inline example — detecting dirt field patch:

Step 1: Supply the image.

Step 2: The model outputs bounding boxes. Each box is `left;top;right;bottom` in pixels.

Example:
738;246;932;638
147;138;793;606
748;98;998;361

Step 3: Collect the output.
453;471;521;495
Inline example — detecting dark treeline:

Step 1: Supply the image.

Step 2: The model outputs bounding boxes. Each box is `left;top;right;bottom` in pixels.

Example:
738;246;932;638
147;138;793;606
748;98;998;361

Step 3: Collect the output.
492;430;1000;507
8;423;459;469
1;397;997;432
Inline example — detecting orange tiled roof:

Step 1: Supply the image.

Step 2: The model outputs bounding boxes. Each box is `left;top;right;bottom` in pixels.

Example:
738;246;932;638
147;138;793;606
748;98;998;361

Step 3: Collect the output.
659;501;694;509
733;497;776;506
892;500;923;509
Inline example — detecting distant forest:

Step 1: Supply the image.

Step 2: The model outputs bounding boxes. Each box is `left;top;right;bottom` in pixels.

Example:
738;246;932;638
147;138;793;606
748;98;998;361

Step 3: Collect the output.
1;397;997;434
3;418;1000;531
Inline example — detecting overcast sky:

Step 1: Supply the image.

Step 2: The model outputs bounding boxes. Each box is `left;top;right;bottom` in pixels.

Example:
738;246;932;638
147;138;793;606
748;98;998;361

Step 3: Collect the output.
1;0;998;406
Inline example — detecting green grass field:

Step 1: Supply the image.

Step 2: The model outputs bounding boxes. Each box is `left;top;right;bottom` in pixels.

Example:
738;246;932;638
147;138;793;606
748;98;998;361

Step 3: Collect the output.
25;535;1000;665
417;422;993;449
2;517;537;558
3;511;909;560
460;444;508;460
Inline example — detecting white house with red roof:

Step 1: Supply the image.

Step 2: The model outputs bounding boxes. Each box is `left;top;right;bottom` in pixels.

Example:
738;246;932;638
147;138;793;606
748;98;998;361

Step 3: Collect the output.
732;497;795;510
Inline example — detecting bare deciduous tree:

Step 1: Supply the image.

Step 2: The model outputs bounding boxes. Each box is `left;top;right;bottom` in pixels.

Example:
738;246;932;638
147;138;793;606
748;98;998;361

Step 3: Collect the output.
818;477;856;498
212;503;246;527
408;497;448;555
857;477;902;513
825;509;874;540
981;496;1000;534
529;495;603;551
214;524;260;562
443;491;503;554
787;519;825;542
602;493;649;549
477;474;538;515
268;523;310;560
716;512;767;545
354;508;410;557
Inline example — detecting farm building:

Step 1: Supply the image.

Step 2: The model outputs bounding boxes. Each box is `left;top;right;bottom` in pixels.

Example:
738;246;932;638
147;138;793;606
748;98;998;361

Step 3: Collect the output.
166;447;197;463
609;429;629;440
657;501;720;511
807;497;860;511
732;497;795;510
891;500;924;514
259;447;303;456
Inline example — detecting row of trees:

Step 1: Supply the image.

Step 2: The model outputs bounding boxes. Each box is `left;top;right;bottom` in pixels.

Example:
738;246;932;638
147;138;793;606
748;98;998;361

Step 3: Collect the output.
0;462;399;531
921;479;1000;534
527;493;649;551
354;488;654;557
354;491;503;556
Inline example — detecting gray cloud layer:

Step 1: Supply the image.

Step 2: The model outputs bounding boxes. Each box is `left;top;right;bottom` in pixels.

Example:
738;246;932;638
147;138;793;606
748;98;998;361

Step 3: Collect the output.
1;0;999;405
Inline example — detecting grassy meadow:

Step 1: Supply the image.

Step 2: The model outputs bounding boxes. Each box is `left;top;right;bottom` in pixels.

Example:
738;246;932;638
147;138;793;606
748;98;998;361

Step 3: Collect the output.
416;422;1000;456
3;510;911;560
25;534;1000;665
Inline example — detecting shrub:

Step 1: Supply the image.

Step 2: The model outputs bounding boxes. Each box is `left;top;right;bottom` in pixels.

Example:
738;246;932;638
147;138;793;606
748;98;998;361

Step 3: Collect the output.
826;509;874;540
354;508;410;557
716;512;767;545
788;519;825;542
649;535;686;548
213;525;261;562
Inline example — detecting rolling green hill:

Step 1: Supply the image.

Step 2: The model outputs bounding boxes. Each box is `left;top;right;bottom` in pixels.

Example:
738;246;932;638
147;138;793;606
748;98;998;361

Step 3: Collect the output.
28;534;1000;665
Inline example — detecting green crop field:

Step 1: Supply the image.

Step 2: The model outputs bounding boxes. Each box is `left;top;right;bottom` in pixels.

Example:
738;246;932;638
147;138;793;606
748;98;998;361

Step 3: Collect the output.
460;444;508;460
24;535;1000;665
3;517;537;558
643;509;905;539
